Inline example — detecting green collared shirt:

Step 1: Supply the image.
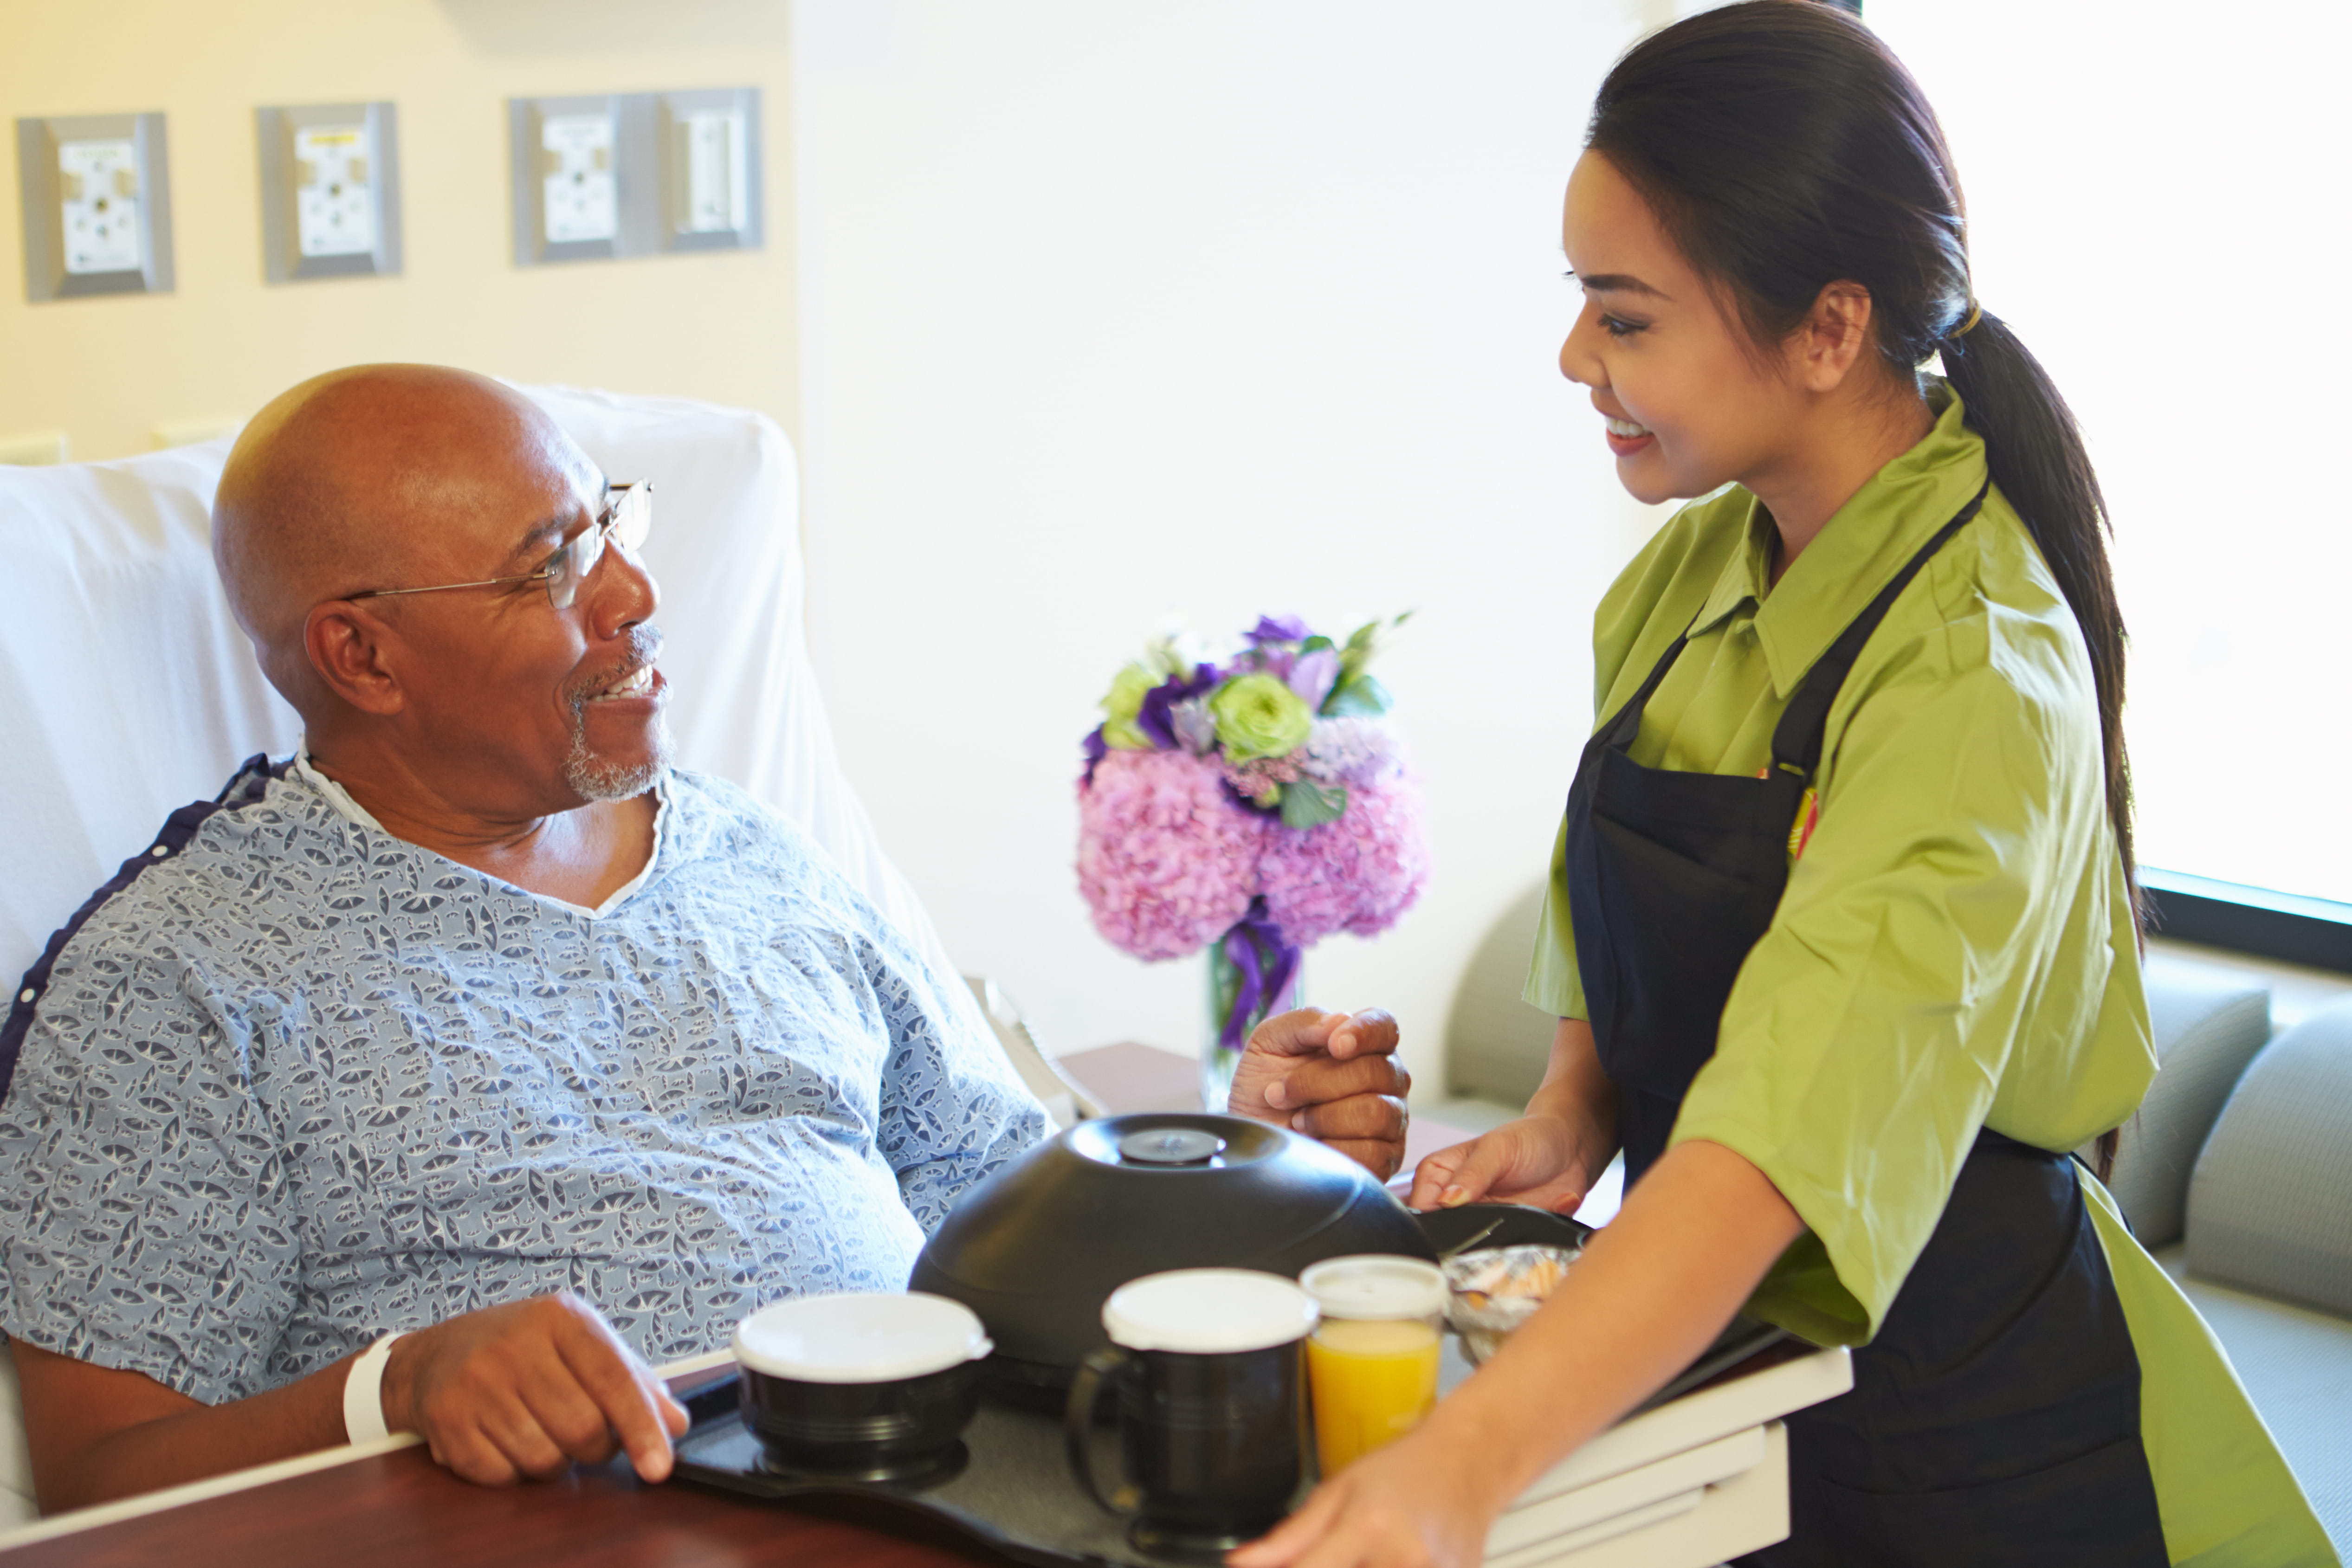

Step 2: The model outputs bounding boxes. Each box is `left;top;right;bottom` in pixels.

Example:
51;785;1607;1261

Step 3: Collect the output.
1528;384;2154;1339
1525;386;2333;1564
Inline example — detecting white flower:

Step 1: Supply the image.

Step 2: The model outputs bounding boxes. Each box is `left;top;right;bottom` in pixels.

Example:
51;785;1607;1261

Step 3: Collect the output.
1170;697;1220;755
1300;717;1399;786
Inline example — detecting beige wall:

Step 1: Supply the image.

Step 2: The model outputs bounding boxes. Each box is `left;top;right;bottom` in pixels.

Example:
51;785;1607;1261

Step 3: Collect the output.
0;0;797;462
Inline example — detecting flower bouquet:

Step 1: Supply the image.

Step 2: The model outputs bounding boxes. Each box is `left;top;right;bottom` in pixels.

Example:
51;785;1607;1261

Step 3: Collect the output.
1076;614;1429;1108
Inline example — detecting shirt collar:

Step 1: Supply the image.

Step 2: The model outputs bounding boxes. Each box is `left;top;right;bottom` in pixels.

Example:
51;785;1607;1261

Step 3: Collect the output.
292;735;671;920
1690;381;1990;698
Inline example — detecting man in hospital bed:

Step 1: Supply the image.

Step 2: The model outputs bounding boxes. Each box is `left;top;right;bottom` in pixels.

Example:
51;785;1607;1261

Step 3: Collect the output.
0;365;1410;1512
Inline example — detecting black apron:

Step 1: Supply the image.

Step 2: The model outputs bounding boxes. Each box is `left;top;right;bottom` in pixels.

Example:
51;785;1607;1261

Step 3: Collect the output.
1561;485;2170;1567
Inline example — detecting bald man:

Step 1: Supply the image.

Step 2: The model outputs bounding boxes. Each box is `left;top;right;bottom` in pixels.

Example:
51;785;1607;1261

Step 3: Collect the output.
0;366;1412;1512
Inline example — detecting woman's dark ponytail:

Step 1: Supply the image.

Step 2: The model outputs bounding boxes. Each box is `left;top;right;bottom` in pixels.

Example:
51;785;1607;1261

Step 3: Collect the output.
1590;2;2135;1173
1937;313;2138;917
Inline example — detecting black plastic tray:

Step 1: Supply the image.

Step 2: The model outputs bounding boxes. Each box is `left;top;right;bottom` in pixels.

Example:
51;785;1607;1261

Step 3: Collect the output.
674;1260;1786;1568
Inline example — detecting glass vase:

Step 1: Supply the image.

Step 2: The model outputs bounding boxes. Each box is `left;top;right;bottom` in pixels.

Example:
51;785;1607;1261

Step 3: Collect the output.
1202;938;1303;1113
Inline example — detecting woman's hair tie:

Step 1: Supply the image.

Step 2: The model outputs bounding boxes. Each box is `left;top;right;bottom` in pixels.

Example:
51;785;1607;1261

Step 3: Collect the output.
1951;300;1983;340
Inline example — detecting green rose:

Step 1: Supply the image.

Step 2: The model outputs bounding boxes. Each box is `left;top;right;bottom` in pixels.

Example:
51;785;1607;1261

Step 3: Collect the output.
1099;662;1157;750
1210;673;1312;761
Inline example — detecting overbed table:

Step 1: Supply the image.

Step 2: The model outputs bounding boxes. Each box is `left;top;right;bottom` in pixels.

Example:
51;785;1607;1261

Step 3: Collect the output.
0;1044;1849;1566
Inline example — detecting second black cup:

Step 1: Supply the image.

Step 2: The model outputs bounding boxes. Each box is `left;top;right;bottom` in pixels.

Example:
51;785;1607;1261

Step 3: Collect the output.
1065;1269;1320;1559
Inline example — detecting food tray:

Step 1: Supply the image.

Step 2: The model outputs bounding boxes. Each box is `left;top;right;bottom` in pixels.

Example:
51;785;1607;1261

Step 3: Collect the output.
674;1249;1786;1568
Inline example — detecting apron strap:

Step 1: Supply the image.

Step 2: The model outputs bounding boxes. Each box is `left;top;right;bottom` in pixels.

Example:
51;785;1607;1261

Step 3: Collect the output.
1767;479;1991;781
1595;630;1692;750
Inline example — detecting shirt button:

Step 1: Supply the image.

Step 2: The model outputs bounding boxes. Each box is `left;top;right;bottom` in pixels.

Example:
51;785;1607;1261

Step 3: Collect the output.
150;845;170;857
16;989;31;1005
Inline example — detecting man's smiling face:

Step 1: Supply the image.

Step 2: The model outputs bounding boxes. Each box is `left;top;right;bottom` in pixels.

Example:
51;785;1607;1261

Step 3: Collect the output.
215;365;674;824
358;414;673;814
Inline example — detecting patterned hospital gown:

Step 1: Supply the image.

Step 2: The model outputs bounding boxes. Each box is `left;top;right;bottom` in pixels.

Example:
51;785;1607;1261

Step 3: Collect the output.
0;758;1048;1405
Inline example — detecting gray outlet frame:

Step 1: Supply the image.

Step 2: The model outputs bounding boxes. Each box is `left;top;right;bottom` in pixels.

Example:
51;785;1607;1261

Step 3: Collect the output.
15;111;174;301
256;101;403;284
509;88;762;267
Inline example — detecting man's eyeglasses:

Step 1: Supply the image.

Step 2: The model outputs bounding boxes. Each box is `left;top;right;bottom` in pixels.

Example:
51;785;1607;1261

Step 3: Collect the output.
347;481;653;611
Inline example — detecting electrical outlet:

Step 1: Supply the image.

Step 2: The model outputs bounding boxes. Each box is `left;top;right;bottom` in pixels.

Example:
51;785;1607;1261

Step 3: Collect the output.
659;88;762;254
542;111;617;245
510;90;761;266
510;96;633;264
678;110;744;233
59;138;141;274
16;112;173;300
258;103;401;283
295;125;373;257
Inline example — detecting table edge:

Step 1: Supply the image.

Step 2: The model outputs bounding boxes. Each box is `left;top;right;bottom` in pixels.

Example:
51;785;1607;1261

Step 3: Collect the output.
0;1348;740;1554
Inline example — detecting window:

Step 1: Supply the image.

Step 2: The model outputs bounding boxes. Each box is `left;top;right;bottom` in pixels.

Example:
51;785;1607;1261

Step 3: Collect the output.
1870;0;2352;955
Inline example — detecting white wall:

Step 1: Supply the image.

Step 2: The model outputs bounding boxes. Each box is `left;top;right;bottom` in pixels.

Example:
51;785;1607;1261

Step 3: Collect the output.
790;3;1668;1088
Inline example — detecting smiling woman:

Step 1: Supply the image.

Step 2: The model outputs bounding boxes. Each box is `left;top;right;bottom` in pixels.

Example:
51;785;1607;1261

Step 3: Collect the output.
1228;5;2332;1567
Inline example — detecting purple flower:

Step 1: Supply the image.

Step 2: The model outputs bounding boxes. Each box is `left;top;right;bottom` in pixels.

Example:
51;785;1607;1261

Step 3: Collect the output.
1288;648;1340;711
1081;724;1109;784
1247;614;1311;646
1135;663;1221;749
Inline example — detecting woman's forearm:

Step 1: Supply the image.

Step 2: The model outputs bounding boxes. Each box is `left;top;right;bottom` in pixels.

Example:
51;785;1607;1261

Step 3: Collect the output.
1524;1018;1620;1167
1416;1137;1806;1514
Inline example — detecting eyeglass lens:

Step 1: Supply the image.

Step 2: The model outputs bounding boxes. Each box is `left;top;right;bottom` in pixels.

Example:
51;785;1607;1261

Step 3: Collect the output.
547;484;653;610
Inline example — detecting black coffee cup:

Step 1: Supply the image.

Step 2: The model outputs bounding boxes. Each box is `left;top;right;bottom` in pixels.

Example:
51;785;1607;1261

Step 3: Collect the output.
733;1291;991;1484
1063;1269;1318;1558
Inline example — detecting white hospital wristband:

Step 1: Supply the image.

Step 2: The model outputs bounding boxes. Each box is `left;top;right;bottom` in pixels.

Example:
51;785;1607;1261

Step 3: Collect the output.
342;1332;408;1444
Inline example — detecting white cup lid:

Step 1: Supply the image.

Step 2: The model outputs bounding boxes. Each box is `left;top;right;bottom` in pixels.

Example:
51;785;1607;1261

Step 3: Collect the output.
1102;1268;1319;1354
1299;1255;1448;1321
733;1291;993;1384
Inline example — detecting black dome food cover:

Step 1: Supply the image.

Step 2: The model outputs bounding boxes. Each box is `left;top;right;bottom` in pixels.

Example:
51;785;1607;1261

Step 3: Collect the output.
911;1113;1437;1406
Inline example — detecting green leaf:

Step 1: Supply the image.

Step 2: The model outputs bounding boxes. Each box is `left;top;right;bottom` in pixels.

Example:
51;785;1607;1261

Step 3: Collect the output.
1323;673;1392;717
1279;779;1349;828
1300;635;1336;655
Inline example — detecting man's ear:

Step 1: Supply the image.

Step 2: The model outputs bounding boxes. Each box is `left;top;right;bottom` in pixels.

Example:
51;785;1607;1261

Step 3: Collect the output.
1793;280;1876;393
304;601;408;717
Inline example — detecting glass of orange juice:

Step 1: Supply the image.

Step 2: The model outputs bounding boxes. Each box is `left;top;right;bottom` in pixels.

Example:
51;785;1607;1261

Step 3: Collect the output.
1298;1256;1447;1474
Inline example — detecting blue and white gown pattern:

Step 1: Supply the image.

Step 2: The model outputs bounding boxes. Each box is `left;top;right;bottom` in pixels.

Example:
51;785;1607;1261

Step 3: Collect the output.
0;761;1047;1405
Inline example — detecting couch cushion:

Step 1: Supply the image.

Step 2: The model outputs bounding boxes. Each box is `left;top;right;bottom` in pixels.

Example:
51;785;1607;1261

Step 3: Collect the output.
2100;955;2271;1248
1443;879;1557;1108
2186;999;2352;1316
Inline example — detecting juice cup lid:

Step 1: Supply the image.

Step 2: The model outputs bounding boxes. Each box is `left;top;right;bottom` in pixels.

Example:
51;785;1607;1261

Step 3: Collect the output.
1299;1255;1447;1320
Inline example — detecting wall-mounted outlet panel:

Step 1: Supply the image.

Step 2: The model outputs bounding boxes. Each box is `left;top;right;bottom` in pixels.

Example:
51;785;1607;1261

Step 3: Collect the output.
510;95;641;264
258;102;402;282
15;112;174;301
658;88;762;253
510;88;762;266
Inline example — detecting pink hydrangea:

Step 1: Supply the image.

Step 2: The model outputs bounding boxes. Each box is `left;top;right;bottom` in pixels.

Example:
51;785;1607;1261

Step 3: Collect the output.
1077;749;1266;959
1257;772;1429;947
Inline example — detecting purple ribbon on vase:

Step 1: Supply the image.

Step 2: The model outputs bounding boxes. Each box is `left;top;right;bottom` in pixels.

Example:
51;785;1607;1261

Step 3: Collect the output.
1217;899;1302;1055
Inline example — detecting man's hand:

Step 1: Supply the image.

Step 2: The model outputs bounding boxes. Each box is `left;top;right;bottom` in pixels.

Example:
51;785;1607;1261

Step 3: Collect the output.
1227;1007;1411;1179
381;1292;690;1486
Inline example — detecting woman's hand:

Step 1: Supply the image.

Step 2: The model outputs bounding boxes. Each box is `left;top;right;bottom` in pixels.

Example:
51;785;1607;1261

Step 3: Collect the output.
1405;1113;1599;1213
1228;1422;1506;1568
1407;1018;1616;1212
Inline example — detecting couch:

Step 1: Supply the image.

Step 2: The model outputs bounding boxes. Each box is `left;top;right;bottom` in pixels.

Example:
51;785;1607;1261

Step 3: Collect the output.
1435;882;2352;1557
